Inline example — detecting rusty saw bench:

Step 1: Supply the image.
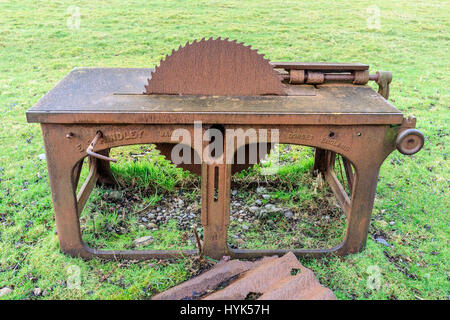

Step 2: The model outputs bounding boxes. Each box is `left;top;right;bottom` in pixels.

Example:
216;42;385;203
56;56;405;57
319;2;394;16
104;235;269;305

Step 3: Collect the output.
26;38;424;260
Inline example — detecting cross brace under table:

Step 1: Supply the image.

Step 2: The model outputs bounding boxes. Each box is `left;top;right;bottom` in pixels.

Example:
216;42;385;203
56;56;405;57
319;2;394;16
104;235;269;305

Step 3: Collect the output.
27;68;424;260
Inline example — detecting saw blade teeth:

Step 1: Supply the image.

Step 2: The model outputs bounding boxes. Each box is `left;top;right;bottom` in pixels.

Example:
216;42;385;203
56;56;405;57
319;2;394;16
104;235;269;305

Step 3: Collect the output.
145;37;286;95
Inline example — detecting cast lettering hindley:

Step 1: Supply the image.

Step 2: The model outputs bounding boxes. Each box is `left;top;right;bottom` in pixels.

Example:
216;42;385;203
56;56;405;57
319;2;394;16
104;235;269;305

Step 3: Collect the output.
103;130;144;142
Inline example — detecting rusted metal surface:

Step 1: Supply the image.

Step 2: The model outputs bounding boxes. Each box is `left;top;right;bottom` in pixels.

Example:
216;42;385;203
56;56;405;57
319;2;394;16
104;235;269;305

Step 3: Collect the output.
203;252;335;300
26;38;424;261
145;38;285;96
86;131;117;162
76;156;98;217
152;256;278;300
153;253;335;300
280;70;373;85
396;128;425;155
154;142;271;176
375;70;392;99
273;62;389;97
25;68;405;125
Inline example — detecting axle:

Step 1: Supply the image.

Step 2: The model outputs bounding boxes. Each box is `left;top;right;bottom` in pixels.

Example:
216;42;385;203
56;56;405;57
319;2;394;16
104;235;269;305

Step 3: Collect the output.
272;62;392;99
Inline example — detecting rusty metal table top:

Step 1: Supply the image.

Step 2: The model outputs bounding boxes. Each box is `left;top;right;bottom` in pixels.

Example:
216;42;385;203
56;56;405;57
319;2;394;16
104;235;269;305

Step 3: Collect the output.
26;68;404;125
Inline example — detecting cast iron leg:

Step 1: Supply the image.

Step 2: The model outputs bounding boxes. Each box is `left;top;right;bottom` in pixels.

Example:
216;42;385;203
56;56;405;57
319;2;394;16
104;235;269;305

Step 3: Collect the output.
43;124;197;260
201;162;232;259
42;135;89;257
338;163;381;254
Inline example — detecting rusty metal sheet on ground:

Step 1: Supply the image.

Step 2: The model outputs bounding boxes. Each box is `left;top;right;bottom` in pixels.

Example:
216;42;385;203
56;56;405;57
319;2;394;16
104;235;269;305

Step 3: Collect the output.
152;256;278;300
203;252;336;300
153;252;336;300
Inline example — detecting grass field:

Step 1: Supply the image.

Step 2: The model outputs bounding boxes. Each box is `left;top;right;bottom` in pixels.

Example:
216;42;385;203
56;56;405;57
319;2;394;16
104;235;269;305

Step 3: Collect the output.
0;0;449;300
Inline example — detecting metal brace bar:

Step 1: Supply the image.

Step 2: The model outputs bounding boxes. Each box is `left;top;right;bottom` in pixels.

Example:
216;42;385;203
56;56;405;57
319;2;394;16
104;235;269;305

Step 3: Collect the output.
342;157;354;193
324;169;351;217
76;157;99;217
324;152;351;217
86;131;117;162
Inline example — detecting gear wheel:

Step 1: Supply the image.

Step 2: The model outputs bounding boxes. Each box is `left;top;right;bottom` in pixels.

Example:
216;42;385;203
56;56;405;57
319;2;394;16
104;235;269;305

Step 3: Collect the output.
145;37;285;96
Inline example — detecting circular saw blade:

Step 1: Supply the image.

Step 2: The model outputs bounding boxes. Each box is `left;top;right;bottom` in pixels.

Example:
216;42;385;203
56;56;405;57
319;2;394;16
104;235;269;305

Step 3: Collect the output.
145;37;285;96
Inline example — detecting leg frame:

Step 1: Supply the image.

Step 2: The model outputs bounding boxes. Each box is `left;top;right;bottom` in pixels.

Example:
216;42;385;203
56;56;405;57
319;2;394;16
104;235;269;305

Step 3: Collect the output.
42;123;393;260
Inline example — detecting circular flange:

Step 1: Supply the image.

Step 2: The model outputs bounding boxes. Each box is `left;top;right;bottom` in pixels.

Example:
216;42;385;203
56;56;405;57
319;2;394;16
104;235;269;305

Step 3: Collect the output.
396;129;425;155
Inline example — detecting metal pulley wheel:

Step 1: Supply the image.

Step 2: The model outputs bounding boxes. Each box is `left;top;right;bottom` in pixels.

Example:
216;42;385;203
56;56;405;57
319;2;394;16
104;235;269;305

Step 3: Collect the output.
396;129;425;155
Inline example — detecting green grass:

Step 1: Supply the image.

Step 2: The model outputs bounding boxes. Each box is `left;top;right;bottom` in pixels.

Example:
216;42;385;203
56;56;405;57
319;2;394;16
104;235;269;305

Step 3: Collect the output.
0;0;449;300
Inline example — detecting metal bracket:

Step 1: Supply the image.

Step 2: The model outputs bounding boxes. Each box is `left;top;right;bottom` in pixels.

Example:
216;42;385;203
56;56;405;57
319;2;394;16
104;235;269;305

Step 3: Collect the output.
375;71;392;100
